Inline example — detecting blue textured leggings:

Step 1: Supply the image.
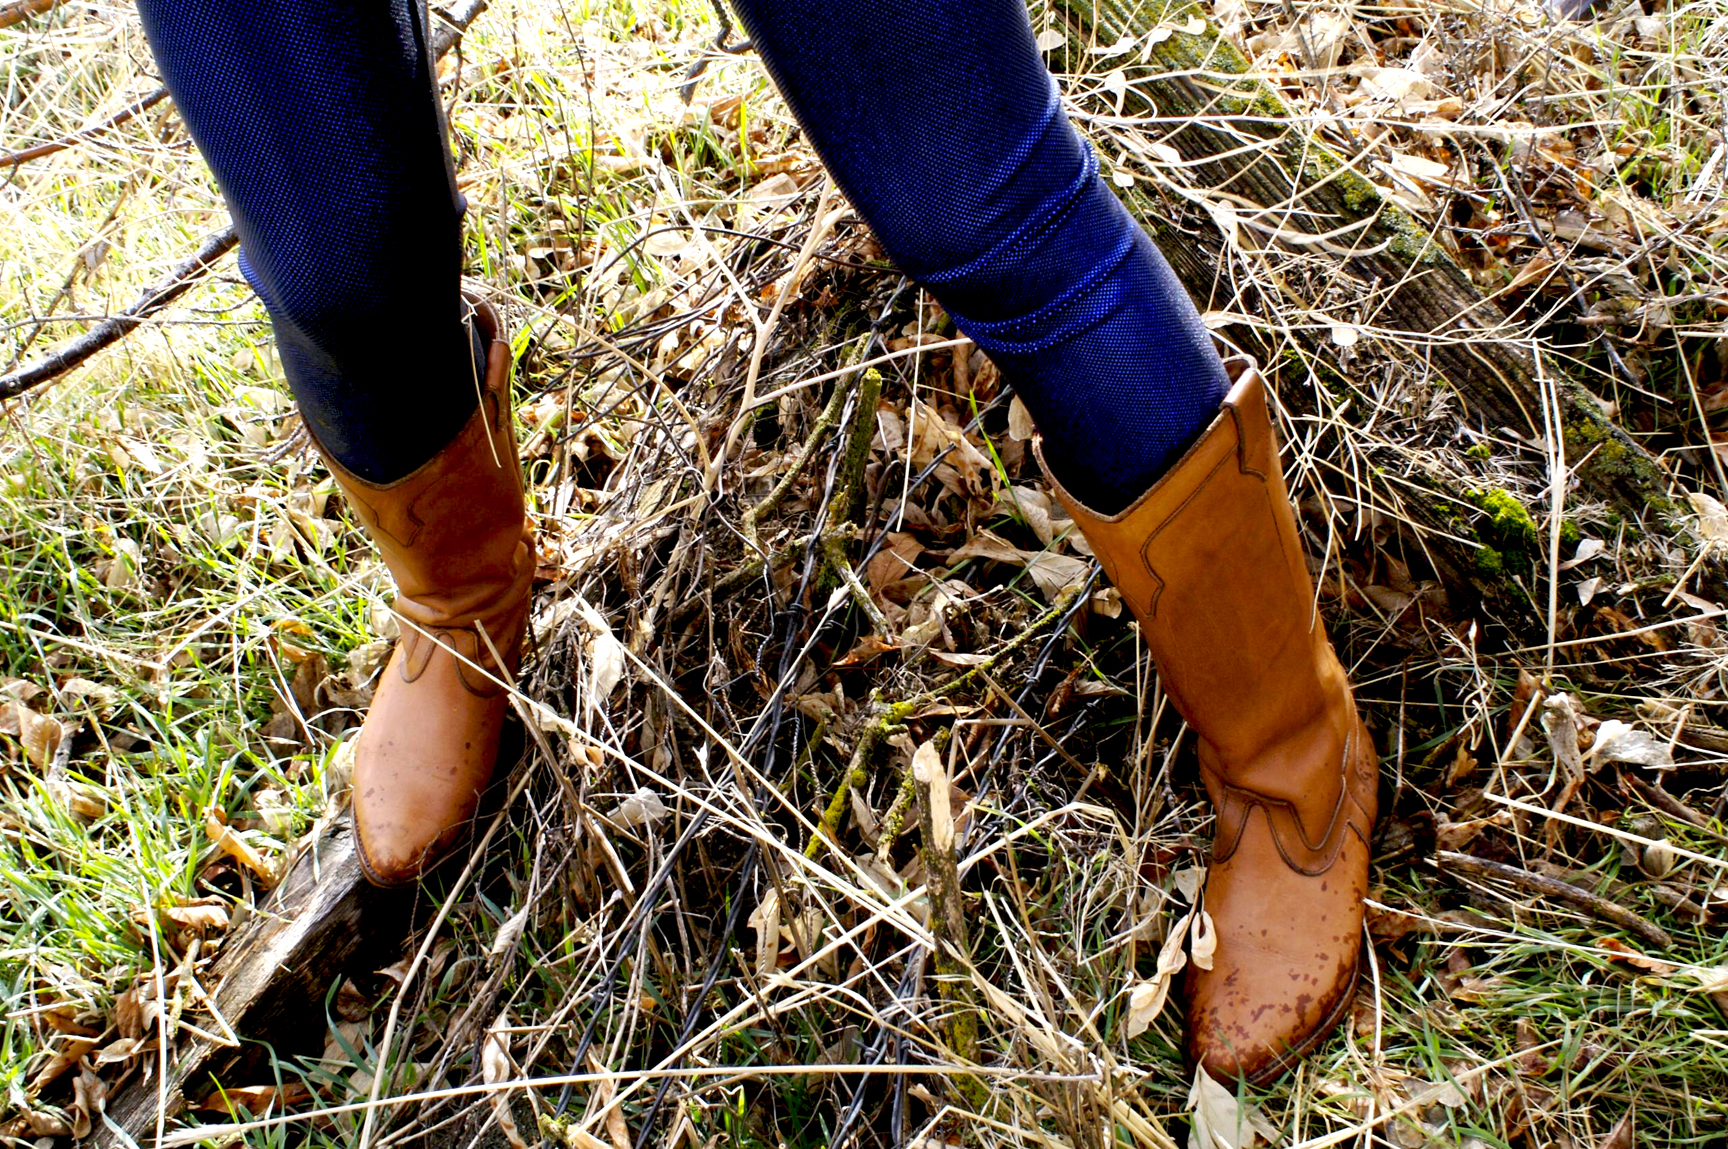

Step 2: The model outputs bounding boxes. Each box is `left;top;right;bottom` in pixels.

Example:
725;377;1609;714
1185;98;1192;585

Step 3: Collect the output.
137;0;1228;510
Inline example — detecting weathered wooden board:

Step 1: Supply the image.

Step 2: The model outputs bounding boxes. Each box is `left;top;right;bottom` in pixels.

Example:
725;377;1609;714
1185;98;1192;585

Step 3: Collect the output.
93;818;397;1147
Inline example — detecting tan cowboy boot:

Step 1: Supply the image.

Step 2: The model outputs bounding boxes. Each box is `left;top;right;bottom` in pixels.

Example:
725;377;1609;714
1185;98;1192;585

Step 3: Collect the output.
1040;359;1376;1083
313;299;535;887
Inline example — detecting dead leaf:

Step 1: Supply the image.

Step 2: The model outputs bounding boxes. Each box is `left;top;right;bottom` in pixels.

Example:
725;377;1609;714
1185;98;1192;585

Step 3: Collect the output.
46;772;104;820
1541;694;1587;839
8;705;65;769
1596;936;1678;974
608;787;668;829
112;979;147;1040
70;1065;106;1141
380;937;455;991
28;1036;99;1092
907;398;993;496
948;532;1089;602
1007;396;1036;441
483;1011;528;1149
1508;250;1558;291
1023;551;1091;601
1542;694;1585;780
749;888;782;979
584;1050;632;1149
864;532;925;596
1127;905;1193;1037
587;624;627;706
93;1036;146;1066
1366;903;1428;944
1445;742;1478;786
1189;909;1217;971
1596;605;1673;652
1666;962;1728;1017
1387;151;1456;185
489;902;533;958
1560;538;1606;570
834;634;899;667
204;808;284;886
1186;1064;1247;1149
196;1083;312;1115
949;532;1031;566
1124;977;1166;1040
1587;720;1674;769
141;896;230;938
1690;491;1728;549
1597;1112;1633;1149
997;485;1060;547
12;1110;72;1137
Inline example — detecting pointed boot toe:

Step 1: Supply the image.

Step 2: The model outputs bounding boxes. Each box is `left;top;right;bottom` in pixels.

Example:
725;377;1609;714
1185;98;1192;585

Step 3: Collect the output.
350;626;519;886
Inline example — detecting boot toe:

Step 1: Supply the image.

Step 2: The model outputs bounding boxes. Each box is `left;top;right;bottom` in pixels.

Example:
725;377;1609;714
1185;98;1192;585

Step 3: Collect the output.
353;804;464;887
1185;945;1359;1085
1183;809;1370;1084
349;641;510;888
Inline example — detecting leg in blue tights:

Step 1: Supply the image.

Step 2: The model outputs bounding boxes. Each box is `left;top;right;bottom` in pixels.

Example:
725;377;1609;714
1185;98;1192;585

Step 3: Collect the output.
135;0;480;483
140;1;1223;506
734;0;1229;513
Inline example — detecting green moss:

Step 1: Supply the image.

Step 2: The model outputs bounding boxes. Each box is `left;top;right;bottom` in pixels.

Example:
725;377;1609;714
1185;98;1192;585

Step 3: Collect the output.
1560;402;1681;522
1560;519;1582;548
1466;442;1492;460
1468;487;1538;544
1465;487;1539;575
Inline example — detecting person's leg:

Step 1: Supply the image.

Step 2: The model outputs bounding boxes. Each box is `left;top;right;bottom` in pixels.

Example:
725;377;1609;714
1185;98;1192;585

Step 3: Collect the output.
136;1;535;886
734;0;1374;1084
730;0;1227;515
135;0;479;482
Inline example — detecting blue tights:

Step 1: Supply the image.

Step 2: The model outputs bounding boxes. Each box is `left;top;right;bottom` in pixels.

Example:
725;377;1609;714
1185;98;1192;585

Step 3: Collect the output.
137;0;1228;509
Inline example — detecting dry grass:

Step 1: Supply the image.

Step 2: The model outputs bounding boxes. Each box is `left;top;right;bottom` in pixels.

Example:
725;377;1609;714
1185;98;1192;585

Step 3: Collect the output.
2;2;1726;1148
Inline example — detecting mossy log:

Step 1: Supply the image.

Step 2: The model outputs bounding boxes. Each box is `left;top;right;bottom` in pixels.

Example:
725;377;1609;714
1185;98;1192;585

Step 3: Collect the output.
1038;0;1689;628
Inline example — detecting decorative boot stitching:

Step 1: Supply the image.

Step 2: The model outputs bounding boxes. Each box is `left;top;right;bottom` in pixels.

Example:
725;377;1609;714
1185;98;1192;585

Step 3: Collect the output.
1224;397;1269;481
394;625;510;697
1208;728;1364;876
1134;449;1239;618
362;491;426;550
1134;403;1273;620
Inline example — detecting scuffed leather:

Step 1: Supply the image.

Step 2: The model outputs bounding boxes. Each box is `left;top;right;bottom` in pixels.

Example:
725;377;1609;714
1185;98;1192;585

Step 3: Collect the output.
1041;361;1376;1084
314;299;535;887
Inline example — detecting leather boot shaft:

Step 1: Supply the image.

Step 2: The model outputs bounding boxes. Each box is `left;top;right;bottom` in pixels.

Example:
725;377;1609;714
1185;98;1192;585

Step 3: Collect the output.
320;300;534;695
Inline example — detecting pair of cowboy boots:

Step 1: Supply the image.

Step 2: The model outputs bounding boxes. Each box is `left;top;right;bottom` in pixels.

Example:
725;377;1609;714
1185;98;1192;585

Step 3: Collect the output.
319;312;1369;1079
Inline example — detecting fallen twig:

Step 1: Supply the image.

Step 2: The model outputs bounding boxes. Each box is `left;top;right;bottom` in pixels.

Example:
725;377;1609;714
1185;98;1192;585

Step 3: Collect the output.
1436;850;1674;949
0;0;58;31
0;0;492;404
1620;771;1720;838
0;227;239;401
0;86;168;169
